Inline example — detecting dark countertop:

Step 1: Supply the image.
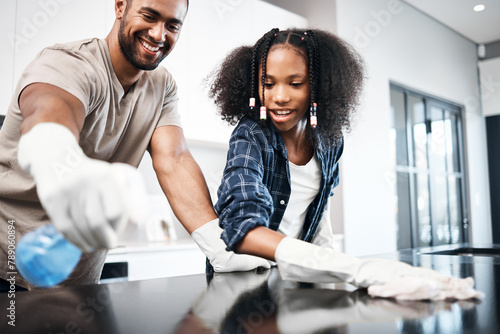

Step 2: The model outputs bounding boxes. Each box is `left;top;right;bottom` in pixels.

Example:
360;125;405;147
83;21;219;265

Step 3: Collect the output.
1;243;499;333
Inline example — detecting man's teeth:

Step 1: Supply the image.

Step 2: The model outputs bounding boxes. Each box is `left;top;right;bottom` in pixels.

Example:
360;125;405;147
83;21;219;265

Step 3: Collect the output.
141;40;160;52
275;110;292;116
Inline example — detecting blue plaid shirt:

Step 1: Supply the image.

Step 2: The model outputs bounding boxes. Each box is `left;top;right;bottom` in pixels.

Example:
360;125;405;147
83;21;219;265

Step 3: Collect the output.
215;117;343;251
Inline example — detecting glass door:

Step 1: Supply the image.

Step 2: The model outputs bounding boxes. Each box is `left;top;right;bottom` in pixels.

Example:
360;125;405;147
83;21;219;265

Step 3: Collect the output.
390;84;468;249
426;102;466;246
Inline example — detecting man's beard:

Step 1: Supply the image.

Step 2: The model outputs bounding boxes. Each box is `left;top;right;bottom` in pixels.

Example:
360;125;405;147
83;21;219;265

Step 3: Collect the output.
118;20;167;71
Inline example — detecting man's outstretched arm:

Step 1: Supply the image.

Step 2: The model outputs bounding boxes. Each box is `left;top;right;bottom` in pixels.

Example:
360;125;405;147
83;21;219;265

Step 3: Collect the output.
150;126;271;272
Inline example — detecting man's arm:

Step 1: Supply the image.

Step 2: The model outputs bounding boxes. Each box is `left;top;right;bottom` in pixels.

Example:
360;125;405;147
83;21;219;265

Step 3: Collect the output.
17;83;139;251
19;83;85;136
150;126;272;272
149;125;217;233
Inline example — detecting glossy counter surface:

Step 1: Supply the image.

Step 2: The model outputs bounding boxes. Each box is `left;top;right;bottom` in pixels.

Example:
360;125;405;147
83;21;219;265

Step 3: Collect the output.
1;243;499;333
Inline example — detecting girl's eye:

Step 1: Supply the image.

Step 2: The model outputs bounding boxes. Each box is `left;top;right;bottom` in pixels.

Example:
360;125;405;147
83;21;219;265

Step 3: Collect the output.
264;83;274;88
291;82;303;87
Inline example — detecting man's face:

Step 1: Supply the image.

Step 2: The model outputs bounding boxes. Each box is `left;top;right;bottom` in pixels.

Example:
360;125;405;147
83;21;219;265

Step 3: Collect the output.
118;0;187;70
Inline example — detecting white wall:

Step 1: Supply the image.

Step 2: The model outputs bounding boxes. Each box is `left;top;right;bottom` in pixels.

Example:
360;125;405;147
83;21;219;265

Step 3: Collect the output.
335;0;491;255
164;0;307;144
264;0;337;33
0;1;17;115
1;0;115;116
478;57;500;117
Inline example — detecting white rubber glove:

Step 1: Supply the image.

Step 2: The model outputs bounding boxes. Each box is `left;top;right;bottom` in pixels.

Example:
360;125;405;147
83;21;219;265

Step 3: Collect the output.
18;122;145;252
191;219;272;272
274;237;483;300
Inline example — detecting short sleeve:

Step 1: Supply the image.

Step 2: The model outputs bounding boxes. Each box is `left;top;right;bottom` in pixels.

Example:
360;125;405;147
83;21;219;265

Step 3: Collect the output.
14;43;101;116
156;68;182;129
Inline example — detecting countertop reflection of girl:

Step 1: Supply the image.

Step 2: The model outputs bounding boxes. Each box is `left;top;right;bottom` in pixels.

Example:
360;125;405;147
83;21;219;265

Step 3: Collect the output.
207;28;482;301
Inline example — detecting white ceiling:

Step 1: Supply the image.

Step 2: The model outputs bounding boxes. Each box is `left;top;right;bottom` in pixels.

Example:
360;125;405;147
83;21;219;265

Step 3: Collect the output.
403;0;500;44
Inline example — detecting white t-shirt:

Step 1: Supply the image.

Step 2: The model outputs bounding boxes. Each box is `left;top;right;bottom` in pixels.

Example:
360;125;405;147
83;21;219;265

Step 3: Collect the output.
278;154;336;248
278;155;321;238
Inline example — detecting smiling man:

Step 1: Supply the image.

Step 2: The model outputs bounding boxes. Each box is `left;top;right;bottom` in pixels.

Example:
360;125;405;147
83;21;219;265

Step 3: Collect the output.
0;0;268;291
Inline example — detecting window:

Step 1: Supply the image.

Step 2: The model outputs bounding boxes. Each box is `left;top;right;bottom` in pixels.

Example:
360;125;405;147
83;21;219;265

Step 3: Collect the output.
390;83;469;249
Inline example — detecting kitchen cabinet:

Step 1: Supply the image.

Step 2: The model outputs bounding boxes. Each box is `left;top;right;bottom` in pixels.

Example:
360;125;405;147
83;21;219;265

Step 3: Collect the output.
104;239;206;282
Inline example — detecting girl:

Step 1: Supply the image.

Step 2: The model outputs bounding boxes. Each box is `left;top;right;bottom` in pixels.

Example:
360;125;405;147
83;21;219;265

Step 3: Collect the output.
207;28;481;300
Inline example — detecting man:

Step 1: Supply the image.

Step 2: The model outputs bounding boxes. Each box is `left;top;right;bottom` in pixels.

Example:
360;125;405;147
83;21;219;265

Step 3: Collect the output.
0;0;269;291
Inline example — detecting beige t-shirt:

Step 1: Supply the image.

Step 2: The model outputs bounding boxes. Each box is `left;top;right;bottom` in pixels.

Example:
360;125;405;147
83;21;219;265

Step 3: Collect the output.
0;38;182;289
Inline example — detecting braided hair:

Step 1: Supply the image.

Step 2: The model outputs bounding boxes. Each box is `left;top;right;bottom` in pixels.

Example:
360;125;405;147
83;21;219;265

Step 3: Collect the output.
207;28;364;149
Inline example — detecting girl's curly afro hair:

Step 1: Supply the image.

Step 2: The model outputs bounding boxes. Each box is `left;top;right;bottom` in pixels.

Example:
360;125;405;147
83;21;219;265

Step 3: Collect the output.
207;28;365;149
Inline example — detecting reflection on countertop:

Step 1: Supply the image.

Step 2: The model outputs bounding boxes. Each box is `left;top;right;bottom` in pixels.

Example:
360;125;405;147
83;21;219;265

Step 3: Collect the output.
177;269;480;334
1;243;498;334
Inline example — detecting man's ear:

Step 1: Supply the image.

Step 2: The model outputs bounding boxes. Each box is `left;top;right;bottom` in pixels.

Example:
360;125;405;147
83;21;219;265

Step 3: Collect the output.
115;0;127;20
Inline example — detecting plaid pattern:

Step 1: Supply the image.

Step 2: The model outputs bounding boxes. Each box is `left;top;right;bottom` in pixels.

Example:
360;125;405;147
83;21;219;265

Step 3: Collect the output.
215;117;343;251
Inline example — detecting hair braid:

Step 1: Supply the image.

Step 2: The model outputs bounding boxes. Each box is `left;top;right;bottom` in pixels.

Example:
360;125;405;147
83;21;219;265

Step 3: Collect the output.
258;28;279;119
249;28;279;117
303;31;316;105
302;30;319;128
308;30;321;99
250;35;269;109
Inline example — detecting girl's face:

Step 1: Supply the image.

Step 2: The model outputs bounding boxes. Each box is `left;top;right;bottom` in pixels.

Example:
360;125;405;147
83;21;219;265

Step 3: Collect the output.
259;45;311;136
